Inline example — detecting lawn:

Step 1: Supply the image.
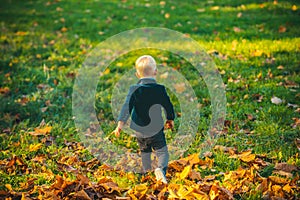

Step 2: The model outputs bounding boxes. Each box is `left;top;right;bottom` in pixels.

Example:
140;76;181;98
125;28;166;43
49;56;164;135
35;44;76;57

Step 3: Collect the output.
0;0;299;199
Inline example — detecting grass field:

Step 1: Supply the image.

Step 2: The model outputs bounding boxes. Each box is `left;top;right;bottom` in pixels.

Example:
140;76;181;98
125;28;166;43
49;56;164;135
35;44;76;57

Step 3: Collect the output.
0;0;299;199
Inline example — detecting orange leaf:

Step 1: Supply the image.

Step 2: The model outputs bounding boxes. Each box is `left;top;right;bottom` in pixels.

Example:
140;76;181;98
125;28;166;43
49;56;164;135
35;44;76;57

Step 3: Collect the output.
269;176;288;184
15;31;28;36
278;25;287;33
61;27;68;32
5;184;13;191
282;184;293;193
209;184;219;200
0;87;10;95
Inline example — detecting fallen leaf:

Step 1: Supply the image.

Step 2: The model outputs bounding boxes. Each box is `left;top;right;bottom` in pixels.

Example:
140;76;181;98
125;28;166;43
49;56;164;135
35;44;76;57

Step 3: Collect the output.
274;162;298;173
15;31;28;36
295;138;300;150
179;165;191;180
173;83;186;93
72;190;91;200
210;6;219;11
29;143;43;152
277;65;284;70
0;87;10;95
29;126;52;136
271;96;283;105
233;27;242;33
273;170;293;178
278;25;287;33
269;176;288;184
164;13;170;19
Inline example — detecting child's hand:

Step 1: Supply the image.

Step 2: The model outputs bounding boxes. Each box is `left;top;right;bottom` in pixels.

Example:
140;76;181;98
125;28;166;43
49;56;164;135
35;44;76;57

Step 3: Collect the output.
113;127;121;137
113;121;124;137
165;120;174;131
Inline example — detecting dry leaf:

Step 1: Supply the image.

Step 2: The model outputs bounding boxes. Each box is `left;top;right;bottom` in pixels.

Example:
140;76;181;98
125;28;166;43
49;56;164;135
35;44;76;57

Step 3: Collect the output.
73;190;92;200
274;162;297;173
29;126;52;136
179;165;191;180
233;27;242;33
0;87;10;95
29;143;43;152
15;31;28;36
277;65;284;70
271;96;283;105
174;83;186;93
278;25;287;33
164;13;170;19
269;176;288;184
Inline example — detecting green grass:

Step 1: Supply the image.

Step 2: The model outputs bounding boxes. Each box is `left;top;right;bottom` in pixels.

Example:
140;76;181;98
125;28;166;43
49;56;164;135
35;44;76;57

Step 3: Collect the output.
0;0;299;199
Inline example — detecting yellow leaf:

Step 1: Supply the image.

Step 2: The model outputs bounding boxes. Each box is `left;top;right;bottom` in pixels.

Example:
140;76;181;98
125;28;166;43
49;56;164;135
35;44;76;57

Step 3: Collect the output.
103;68;110;75
168;188;179;199
240;153;255;162
192;192;209;200
116;62;123;67
177;185;193;198
29;125;52;136
292;5;297;11
5;184;13;191
180;165;191;180
29;143;43;152
134;184;148;195
210;6;219;11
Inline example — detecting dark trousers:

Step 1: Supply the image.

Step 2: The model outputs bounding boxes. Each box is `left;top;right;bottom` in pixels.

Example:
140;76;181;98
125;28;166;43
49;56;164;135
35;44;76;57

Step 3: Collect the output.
136;130;169;174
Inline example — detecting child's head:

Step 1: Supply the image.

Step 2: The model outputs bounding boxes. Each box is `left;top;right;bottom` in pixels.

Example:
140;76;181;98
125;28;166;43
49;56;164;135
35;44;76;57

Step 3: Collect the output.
135;55;157;78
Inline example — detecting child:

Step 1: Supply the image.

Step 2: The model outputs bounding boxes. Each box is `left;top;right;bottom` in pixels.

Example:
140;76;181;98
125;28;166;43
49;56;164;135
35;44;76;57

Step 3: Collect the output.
113;55;175;184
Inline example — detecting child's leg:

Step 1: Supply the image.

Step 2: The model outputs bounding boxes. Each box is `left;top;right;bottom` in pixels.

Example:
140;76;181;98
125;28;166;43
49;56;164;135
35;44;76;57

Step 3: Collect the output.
140;151;151;173
137;136;152;173
155;145;169;175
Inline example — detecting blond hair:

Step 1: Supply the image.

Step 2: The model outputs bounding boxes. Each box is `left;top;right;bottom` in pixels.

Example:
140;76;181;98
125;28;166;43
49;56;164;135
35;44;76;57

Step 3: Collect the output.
135;55;157;77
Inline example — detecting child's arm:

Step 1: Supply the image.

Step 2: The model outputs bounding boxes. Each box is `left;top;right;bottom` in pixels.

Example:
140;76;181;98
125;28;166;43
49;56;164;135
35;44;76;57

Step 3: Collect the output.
113;121;125;137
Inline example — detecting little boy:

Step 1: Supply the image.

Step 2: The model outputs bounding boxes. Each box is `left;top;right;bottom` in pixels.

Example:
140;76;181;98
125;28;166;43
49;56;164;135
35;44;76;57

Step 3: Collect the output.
113;55;175;184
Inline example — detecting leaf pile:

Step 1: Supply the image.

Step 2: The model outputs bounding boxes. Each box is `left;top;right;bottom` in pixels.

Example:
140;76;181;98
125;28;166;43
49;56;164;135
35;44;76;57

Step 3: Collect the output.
1;141;299;199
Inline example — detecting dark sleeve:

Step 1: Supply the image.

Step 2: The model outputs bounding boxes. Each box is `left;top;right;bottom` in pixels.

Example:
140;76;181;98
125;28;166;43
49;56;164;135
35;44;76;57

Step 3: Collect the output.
161;86;175;120
117;86;136;122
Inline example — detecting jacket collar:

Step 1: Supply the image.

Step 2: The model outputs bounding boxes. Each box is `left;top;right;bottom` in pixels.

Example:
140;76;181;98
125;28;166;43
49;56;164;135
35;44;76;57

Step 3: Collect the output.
137;77;157;84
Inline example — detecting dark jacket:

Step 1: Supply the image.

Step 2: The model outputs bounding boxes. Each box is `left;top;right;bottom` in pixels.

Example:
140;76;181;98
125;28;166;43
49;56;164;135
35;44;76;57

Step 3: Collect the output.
117;78;175;136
